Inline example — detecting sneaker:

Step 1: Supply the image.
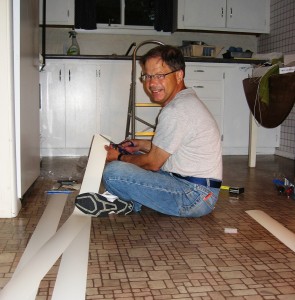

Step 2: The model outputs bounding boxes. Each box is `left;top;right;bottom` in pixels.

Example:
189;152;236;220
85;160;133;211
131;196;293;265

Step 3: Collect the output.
101;191;118;202
75;192;133;217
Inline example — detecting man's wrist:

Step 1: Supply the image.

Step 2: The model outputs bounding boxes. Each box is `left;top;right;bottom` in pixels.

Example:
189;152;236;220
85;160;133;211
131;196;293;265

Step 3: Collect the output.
117;153;124;161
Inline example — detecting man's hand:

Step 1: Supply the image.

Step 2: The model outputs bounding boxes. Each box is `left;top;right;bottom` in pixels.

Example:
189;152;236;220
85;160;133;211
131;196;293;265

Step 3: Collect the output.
104;139;170;171
104;145;120;162
119;140;140;154
120;139;152;153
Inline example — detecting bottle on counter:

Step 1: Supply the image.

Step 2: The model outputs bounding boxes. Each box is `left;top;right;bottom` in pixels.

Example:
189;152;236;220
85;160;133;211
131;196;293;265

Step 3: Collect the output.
67;30;80;55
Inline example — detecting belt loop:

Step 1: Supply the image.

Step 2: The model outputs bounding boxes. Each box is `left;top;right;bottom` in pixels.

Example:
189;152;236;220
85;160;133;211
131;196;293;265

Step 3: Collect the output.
206;178;210;187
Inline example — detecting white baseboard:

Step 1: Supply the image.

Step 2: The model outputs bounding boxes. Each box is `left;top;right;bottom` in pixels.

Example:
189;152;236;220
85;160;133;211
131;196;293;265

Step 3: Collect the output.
222;147;276;155
41;148;90;157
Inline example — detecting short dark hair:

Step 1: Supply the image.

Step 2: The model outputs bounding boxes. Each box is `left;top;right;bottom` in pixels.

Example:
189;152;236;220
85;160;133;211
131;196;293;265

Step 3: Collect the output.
139;45;185;76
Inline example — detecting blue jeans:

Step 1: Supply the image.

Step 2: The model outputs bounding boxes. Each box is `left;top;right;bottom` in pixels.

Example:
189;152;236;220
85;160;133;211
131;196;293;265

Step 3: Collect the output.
102;161;220;217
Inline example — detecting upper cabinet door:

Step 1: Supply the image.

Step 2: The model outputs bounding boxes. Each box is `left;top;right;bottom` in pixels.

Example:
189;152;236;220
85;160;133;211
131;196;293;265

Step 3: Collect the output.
177;0;226;30
175;0;270;33
39;0;74;25
226;0;270;33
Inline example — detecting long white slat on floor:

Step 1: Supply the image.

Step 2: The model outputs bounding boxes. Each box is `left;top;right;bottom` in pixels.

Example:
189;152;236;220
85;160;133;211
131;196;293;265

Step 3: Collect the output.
12;193;68;300
13;193;68;275
51;218;91;300
0;134;108;300
0;213;90;300
246;210;295;252
52;134;108;300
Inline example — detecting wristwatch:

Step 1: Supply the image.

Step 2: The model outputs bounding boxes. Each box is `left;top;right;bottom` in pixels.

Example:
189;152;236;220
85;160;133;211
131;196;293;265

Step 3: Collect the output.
117;153;124;161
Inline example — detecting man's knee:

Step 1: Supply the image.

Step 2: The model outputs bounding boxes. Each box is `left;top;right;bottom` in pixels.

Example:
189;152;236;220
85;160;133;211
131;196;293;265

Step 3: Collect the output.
103;161;132;180
103;161;118;179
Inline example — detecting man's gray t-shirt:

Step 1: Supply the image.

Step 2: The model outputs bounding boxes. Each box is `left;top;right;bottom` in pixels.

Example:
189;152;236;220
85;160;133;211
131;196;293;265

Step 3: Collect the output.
152;88;222;180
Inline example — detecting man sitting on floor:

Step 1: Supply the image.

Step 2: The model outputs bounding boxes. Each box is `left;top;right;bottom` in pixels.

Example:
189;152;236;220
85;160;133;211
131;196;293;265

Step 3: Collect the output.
75;45;222;218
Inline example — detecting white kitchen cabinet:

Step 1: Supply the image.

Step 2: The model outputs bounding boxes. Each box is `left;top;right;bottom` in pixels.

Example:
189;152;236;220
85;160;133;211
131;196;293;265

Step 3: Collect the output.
176;0;226;30
184;64;224;135
40;60;99;156
183;62;279;155
226;0;269;33
221;63;280;155
40;59;279;156
39;0;74;25
175;0;270;33
40;63;66;150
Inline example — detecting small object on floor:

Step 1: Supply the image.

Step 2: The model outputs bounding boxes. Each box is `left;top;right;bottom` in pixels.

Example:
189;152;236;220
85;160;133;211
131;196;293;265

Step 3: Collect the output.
61;183;81;191
46;190;73;194
273;178;285;194
273;177;294;198
285;186;294;199
221;185;230;190
57;179;77;185
229;187;245;195
224;227;238;234
221;185;245;195
75;192;133;217
52;182;62;190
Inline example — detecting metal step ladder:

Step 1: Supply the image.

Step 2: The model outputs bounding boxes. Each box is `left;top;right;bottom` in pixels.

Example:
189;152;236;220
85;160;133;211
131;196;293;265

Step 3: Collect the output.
125;40;165;139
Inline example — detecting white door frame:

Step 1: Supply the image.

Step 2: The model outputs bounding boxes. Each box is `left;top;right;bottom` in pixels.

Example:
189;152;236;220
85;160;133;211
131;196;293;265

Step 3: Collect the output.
0;0;20;217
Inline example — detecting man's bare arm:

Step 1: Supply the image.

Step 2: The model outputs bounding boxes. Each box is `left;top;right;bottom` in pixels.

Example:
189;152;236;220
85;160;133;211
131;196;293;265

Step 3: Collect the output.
105;143;170;171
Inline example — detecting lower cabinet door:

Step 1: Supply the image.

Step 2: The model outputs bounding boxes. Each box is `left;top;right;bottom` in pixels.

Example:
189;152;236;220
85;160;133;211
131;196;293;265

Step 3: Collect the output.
40;63;66;149
40;61;99;155
65;63;99;149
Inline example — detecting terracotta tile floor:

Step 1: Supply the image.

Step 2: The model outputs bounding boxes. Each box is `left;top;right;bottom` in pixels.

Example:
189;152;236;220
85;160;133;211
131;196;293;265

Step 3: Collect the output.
0;155;295;299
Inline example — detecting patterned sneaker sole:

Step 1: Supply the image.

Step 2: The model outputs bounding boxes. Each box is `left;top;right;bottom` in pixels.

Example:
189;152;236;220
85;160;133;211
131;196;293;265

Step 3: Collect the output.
75;192;133;217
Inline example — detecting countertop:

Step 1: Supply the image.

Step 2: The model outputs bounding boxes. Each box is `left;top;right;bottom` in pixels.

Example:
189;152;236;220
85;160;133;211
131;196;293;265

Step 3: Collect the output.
45;54;267;65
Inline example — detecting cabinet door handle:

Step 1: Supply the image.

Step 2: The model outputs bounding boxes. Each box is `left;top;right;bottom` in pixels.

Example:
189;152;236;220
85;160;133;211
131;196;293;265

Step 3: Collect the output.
230;7;233;18
194;69;205;73
39;83;42;109
194;86;204;88
221;7;224;18
59;69;61;81
69;69;71;81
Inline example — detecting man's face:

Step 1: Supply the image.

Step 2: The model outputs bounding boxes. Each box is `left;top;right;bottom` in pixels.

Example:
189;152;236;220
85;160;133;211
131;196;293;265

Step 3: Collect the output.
141;57;184;107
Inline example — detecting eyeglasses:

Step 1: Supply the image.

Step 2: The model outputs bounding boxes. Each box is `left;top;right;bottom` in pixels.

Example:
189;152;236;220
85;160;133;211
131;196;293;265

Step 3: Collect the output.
140;69;180;82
